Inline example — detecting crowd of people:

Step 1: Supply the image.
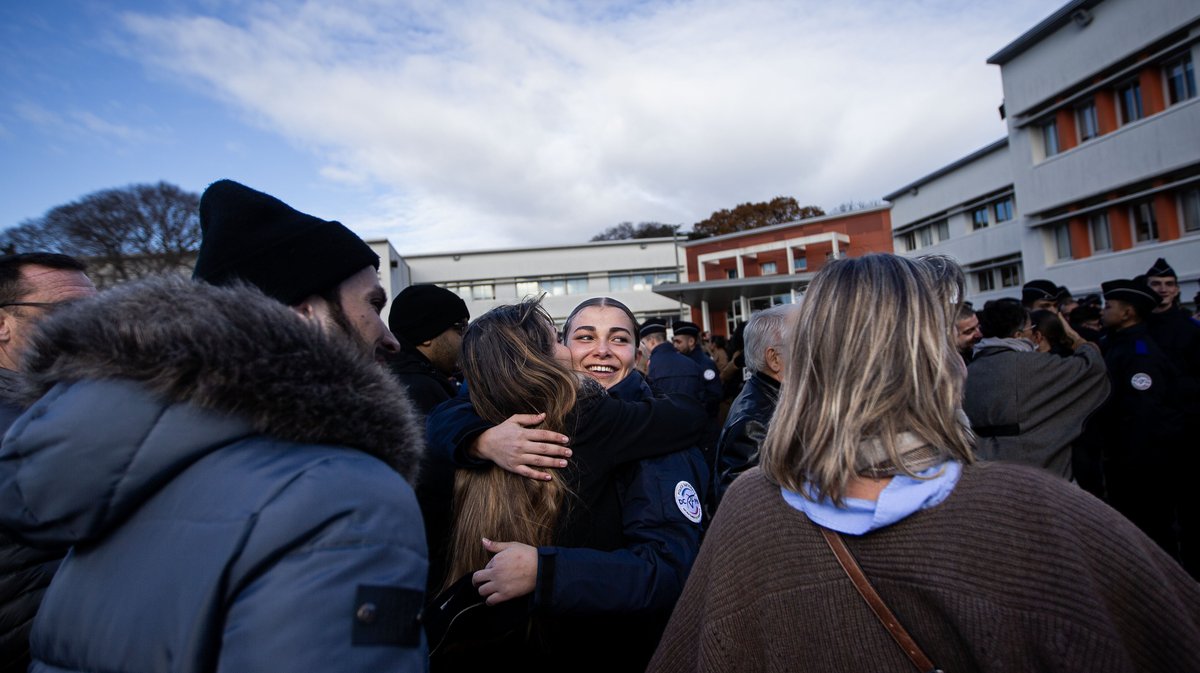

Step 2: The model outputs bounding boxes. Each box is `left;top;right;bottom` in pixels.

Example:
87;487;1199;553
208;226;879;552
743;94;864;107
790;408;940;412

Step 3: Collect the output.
0;179;1194;672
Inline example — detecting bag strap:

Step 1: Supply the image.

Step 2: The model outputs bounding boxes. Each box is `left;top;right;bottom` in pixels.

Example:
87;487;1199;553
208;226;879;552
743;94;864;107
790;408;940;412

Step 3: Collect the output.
819;526;943;673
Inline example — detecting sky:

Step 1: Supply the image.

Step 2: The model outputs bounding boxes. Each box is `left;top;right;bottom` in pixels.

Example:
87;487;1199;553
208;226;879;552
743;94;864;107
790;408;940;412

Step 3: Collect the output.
0;0;1064;254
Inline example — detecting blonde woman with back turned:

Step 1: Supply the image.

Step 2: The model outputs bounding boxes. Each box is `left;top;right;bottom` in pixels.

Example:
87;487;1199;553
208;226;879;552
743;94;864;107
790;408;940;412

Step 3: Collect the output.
648;253;1200;673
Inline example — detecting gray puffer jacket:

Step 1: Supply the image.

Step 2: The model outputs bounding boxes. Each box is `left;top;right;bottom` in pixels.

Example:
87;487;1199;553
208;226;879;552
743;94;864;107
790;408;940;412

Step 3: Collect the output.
0;276;427;673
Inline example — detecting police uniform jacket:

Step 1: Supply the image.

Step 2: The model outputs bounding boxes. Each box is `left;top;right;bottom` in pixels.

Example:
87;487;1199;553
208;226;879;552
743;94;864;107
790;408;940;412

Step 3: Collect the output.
646;342;703;399
1146;306;1200;381
0;277;428;673
425;371;706;670
685;346;724;416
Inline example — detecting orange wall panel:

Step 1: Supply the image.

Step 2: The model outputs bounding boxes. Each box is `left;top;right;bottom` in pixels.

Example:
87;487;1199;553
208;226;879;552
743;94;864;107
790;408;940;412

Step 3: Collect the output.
1140;67;1165;117
1056;108;1078;151
1109;204;1132;251
1068;217;1091;259
1095;91;1118;134
1155;192;1179;241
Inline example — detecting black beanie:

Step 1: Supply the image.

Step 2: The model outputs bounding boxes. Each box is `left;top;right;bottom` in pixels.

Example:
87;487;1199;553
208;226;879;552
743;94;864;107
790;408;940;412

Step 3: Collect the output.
389;285;469;346
193;180;379;306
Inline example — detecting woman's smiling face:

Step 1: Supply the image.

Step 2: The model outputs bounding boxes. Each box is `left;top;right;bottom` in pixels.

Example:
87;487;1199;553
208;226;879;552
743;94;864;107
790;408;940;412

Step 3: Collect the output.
565;305;637;388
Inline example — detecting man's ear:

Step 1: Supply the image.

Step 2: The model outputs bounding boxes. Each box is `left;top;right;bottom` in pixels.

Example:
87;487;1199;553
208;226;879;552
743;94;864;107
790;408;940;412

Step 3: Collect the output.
290;295;325;324
0;311;12;344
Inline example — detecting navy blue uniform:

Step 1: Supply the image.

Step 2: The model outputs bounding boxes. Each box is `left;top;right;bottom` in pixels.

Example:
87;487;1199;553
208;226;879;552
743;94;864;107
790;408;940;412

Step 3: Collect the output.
646;342;703;399
684;346;724;417
425;374;706;669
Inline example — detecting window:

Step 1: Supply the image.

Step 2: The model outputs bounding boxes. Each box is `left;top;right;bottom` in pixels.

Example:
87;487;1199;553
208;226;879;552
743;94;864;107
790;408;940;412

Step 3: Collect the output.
567;277;589;294
760;261;777;275
726;269;738;279
1089;212;1111;251
976;270;995;292
1040;118;1059;157
516;280;539;297
471;284;494;301
1052;224;1072;261
934;220;949;242
1076;100;1099;142
793;256;808;271
1165;55;1197;105
999;264;1022;288
1131;200;1158;243
993;198;1014;223
1181;188;1200;233
917;227;933;248
1117;80;1143;124
971;207;989;230
899;232;915;252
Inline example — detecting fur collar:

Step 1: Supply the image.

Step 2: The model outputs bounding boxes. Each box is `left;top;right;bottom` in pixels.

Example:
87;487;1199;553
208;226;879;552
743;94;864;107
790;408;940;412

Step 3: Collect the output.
20;275;423;482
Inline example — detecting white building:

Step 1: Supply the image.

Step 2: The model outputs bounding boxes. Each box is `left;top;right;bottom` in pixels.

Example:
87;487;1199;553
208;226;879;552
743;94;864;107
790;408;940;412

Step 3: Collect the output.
991;0;1200;299
390;238;688;325
885;140;1024;305
887;0;1200;304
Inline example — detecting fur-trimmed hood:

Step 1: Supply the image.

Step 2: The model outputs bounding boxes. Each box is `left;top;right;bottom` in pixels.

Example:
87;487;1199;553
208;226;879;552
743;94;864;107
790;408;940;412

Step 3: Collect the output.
17;274;422;481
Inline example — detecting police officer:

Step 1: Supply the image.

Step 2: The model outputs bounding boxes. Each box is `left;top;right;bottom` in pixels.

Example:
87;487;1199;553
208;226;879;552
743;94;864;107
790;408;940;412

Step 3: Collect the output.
1144;258;1200;381
1094;278;1192;575
638;318;703;399
1022;279;1060;311
671;321;723;413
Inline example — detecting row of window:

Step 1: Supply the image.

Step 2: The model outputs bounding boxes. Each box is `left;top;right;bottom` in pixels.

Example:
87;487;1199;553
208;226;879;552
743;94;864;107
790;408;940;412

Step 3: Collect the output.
976;263;1023;293
1037;53;1195;160
897;196;1016;252
442;270;680;301
717;256;812;280
1049;188;1200;261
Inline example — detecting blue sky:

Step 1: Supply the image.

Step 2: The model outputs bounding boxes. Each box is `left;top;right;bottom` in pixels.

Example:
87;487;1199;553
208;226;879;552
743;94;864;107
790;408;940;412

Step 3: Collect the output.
1;0;1064;253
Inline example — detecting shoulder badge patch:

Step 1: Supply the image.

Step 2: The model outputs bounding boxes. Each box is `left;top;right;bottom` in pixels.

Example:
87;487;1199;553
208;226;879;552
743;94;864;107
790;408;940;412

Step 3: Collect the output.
1130;373;1152;391
675;481;703;523
703;368;717;381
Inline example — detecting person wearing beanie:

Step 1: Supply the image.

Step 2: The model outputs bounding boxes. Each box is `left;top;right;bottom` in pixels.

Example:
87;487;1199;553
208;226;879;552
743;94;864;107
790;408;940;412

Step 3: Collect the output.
1022;279;1060;311
1143;257;1200;382
386;284;469;599
1089;277;1195;578
193;179;399;363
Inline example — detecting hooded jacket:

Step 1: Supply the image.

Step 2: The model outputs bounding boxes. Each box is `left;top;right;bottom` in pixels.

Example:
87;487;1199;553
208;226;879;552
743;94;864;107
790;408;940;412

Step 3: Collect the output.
0;276;427;673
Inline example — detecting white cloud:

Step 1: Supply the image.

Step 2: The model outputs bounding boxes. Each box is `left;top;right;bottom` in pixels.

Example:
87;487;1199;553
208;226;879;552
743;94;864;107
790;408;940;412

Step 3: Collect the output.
119;0;1060;252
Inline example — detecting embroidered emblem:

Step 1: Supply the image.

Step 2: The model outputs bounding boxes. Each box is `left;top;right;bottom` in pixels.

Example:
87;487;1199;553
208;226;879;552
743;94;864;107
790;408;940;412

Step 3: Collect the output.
703;368;717;381
675;481;703;523
1130;373;1152;391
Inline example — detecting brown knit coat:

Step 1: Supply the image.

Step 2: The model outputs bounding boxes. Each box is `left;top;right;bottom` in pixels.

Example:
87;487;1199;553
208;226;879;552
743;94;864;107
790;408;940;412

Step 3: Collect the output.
648;463;1200;673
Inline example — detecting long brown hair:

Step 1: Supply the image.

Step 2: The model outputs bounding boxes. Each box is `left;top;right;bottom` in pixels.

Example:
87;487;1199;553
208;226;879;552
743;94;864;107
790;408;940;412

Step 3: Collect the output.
760;254;974;505
443;298;580;587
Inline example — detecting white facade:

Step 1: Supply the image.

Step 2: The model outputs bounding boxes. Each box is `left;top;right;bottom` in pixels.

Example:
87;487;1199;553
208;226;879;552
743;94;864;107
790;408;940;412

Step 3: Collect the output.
992;0;1200;299
885;0;1200;305
397;238;688;324
367;239;410;321
886;140;1024;305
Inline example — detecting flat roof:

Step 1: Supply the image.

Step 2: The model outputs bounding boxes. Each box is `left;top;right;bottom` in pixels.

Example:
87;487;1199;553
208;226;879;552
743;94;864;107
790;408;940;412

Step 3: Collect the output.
987;0;1101;65
653;273;814;307
882;138;1009;202
678;204;891;248
398;236;679;259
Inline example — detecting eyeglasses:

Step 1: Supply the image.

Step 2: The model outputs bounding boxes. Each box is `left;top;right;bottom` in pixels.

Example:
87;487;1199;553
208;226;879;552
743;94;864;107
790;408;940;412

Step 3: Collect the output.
0;301;70;312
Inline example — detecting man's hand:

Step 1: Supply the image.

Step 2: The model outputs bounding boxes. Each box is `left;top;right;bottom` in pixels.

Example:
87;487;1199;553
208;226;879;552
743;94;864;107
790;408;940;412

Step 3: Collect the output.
473;539;538;605
469;413;571;481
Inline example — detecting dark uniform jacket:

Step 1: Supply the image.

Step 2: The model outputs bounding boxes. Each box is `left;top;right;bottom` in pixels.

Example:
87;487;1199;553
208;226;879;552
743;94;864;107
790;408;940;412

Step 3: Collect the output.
684;346;723;416
425;372;706;670
386;347;458;597
645;342;703;400
713;371;780;511
1146;306;1200;381
0;369;59;673
0;277;428;673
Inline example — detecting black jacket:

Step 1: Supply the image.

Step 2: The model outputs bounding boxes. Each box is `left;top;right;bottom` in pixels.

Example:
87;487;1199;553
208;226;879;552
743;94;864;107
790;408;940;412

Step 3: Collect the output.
0;369;58;673
387;348;457;416
387;348;458;596
1146;307;1200;381
712;372;779;511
